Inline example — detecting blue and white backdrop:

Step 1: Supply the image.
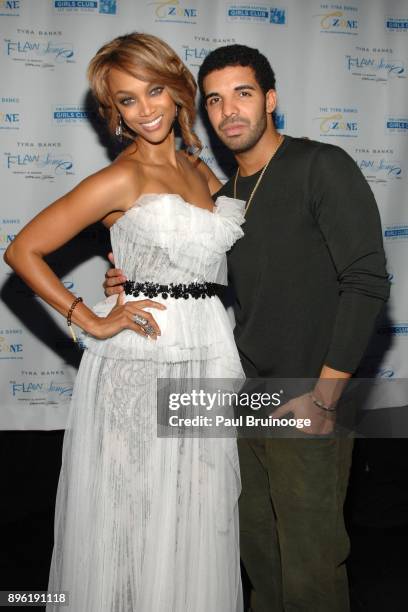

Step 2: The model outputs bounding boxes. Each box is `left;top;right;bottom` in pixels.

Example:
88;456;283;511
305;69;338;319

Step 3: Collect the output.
1;0;407;429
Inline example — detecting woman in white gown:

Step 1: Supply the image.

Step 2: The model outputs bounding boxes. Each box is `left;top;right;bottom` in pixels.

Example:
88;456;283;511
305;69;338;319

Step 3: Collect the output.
4;33;245;611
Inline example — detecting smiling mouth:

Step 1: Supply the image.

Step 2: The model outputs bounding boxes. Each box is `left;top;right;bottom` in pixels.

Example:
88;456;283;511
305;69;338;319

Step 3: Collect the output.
140;115;163;129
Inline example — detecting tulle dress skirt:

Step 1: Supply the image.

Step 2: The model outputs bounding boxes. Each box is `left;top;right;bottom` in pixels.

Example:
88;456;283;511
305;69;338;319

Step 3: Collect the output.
46;194;246;612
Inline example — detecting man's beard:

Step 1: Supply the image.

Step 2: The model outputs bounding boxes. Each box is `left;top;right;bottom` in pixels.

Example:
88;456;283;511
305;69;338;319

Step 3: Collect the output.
219;112;268;154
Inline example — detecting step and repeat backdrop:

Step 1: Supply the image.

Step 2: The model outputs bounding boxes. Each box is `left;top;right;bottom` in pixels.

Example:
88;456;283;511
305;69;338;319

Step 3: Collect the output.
1;0;407;429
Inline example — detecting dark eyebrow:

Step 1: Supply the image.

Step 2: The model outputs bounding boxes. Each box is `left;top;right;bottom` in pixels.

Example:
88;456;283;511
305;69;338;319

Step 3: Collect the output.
234;84;257;91
204;84;257;102
114;83;163;97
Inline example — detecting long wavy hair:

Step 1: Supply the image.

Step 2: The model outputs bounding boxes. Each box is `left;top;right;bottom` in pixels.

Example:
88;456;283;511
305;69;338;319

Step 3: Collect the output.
87;32;201;152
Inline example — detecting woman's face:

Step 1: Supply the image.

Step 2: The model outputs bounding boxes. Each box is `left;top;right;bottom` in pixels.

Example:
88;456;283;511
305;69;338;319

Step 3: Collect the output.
107;67;177;144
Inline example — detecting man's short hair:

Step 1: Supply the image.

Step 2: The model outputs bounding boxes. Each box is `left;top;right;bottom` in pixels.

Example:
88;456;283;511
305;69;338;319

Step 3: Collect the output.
197;44;276;98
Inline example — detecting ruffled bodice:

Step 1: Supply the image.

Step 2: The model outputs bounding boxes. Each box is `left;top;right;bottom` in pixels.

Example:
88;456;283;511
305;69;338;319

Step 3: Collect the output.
110;193;245;285
82;194;245;364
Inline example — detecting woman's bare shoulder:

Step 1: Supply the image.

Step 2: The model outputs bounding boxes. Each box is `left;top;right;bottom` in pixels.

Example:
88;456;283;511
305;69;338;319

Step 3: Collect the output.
88;153;141;203
95;154;142;227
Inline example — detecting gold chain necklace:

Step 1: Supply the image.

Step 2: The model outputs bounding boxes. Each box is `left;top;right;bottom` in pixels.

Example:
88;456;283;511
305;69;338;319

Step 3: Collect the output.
233;134;284;215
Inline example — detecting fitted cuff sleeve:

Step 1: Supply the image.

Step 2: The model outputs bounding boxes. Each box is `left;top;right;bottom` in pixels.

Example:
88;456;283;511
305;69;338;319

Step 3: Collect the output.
324;292;386;373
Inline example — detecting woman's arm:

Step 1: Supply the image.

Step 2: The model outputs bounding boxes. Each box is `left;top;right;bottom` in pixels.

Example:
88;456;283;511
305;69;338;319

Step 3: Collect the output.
4;164;165;339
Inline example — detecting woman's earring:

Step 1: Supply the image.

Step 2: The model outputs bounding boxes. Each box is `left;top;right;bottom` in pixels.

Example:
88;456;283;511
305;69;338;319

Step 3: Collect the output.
175;105;179;117
115;115;122;137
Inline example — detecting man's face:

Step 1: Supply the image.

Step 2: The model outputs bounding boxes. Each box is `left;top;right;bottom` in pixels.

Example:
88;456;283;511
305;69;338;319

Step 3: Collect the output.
203;65;275;153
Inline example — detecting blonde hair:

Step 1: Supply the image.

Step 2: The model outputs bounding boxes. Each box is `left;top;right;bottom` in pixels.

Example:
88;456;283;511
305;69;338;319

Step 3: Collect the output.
87;32;201;151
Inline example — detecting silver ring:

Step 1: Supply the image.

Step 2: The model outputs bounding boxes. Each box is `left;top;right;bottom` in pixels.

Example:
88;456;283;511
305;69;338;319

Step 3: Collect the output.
133;313;148;327
143;324;155;336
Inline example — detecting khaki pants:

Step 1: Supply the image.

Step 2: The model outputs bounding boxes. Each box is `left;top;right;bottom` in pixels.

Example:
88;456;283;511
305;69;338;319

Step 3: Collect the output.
238;436;354;612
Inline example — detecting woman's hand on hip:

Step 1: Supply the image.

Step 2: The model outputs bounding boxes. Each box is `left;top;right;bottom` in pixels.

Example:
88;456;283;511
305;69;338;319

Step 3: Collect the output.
90;292;166;340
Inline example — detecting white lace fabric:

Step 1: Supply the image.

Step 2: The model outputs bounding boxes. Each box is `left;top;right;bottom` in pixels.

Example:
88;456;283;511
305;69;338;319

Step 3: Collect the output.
47;194;246;612
111;193;245;286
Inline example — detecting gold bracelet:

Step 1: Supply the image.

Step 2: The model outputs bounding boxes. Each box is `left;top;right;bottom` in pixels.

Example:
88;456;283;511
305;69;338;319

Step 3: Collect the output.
67;296;83;343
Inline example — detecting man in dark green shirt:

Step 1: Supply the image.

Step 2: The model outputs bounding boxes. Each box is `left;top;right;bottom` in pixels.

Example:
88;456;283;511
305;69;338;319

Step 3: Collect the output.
196;46;389;612
218;135;388;379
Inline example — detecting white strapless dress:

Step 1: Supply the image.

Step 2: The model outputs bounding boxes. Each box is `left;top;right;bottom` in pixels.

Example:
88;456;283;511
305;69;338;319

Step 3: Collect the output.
46;194;246;612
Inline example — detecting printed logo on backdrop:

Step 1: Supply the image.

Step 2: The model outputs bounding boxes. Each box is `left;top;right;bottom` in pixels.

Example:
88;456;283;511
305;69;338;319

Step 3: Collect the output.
181;36;237;70
0;218;20;251
0;0;20;17
198;144;218;172
182;44;212;69
314;3;358;35
4;142;74;182
358;356;395;377
378;323;408;336
0;97;20;130
346;47;405;83
355;147;402;185
315;107;358;138
375;367;395;378
386;117;408;133
4;30;75;69
376;367;395;378
53;105;90;125
9;369;73;405
54;0;116;14
385;17;408;32
274;111;285;131
149;0;198;25
383;224;408;241
226;5;286;24
0;329;24;360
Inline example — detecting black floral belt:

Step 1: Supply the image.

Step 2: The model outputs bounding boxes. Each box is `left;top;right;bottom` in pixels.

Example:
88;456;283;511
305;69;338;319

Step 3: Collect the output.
123;280;218;300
